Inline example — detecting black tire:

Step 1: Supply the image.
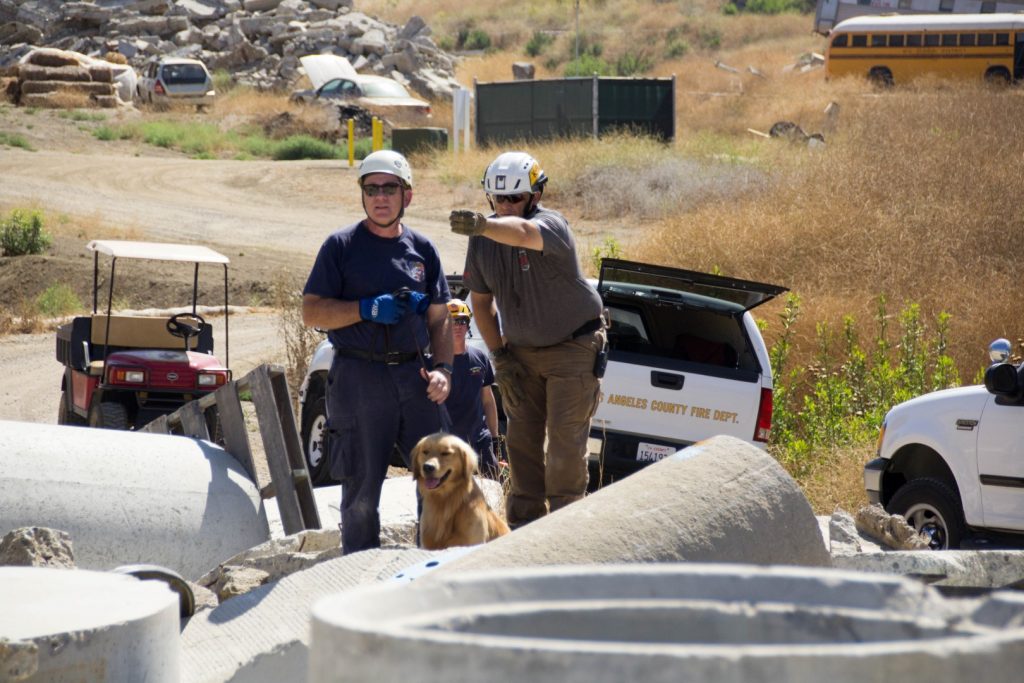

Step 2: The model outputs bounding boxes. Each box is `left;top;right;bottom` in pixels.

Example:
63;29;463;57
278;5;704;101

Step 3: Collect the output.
868;67;893;88
887;478;965;550
301;382;332;486
89;400;129;430
985;67;1011;86
58;390;85;426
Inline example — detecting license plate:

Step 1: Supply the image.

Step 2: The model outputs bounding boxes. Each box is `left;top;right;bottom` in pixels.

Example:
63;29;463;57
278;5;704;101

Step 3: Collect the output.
636;442;676;463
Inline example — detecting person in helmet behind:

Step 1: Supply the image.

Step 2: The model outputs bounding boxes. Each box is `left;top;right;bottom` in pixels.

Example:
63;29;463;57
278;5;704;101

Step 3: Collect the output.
303;150;454;554
445;298;501;479
449;151;606;529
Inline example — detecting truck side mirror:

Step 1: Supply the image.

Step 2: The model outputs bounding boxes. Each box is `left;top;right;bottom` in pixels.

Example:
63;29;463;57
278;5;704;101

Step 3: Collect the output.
989;338;1012;364
985;362;1019;397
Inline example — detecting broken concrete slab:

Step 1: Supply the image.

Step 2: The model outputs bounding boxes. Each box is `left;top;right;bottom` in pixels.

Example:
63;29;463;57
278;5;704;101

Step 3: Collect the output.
180;547;435;683
0;527;75;569
0;420;270;581
833;549;1024;591
436;435;831;575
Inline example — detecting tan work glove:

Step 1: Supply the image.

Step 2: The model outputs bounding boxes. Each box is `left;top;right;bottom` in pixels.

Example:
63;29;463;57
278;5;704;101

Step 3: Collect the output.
449;210;487;236
492;350;527;410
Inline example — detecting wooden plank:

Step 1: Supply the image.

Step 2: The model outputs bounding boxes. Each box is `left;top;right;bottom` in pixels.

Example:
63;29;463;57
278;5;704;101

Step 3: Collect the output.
268;367;321;529
179;401;210;440
140;414;170;434
215;383;257;484
250;366;305;536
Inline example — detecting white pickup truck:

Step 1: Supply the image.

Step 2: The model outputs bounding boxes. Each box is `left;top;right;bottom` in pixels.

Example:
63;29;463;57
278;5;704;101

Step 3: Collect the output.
298;259;787;487
866;339;1024;550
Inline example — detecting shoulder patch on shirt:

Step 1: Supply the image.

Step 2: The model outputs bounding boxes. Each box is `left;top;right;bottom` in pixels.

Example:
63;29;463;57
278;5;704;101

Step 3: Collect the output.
409;260;425;283
469;365;483;376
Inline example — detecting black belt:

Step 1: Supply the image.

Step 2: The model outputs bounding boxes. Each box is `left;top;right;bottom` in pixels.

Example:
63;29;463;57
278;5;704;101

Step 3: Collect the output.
335;348;420;365
571;318;604;339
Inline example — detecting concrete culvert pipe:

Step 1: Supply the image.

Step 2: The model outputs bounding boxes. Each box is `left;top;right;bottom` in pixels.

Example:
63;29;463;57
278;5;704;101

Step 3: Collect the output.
311;563;1024;683
0;567;179;682
0;420;269;580
438;434;830;574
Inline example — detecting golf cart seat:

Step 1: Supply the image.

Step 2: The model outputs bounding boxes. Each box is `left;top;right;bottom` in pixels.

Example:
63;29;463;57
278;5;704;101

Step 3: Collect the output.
56;314;214;374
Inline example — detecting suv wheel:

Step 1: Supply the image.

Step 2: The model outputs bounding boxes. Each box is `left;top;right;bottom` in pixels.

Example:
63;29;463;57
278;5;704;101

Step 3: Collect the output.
300;376;333;485
887;478;965;550
89;400;129;430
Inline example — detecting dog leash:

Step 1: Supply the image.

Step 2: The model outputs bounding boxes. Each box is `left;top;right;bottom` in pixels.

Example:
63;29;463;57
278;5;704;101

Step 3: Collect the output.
395;288;453;433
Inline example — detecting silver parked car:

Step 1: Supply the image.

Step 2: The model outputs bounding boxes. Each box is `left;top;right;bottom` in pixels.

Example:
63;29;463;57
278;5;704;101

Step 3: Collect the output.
137;58;216;110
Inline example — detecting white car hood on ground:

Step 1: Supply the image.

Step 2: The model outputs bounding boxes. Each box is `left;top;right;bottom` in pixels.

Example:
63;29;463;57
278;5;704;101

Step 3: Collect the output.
299;54;357;90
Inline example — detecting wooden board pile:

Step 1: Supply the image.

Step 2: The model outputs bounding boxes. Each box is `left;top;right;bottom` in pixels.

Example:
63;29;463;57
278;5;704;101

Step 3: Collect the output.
16;48;118;108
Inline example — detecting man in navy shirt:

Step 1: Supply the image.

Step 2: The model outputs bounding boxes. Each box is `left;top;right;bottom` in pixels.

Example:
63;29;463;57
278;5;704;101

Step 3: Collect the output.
445;298;500;479
302;150;453;554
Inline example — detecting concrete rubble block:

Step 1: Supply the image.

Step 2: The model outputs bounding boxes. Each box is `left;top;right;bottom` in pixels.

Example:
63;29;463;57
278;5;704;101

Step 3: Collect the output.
438;435;831;575
0;420;270;581
308;0;352;9
176;0;224;21
181;547;436;683
352;26;387;55
398;15;427;40
0;567;180;682
511;61;535;80
116;15;191;37
243;0;283;12
0;527;75;568
833;549;1024;590
61;2;113;26
856;503;930;550
20;80;115;95
23;47;80;67
0;20;42;44
173;25;204;46
312;563;1024;683
18;63;91;81
132;0;174;15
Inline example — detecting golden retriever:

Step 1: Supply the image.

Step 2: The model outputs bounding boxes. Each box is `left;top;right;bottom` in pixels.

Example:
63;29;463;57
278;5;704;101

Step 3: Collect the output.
411;433;510;550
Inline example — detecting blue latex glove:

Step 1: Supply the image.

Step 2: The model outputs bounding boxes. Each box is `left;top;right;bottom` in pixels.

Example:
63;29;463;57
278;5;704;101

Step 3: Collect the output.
359;293;408;324
407;291;430;315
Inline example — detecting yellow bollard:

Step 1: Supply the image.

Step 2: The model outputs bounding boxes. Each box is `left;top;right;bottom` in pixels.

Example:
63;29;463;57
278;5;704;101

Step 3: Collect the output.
372;117;383;151
347;118;355;167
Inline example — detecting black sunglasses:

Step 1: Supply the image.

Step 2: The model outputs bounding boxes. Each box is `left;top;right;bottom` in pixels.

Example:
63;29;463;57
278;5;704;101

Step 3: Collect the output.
452;318;470;326
362;182;402;197
492;193;528;204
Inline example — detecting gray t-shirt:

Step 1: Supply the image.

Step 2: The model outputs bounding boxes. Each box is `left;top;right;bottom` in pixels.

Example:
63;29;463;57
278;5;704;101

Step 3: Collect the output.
463;205;603;347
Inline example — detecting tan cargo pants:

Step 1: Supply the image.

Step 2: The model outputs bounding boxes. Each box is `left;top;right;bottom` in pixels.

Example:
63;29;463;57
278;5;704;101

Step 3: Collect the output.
504;328;604;528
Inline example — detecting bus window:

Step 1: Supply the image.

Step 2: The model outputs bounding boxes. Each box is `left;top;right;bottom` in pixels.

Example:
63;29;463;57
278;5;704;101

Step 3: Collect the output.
978;33;994;46
939;0;954;10
907;34;923;47
852;34;868;47
925;34;941;47
959;33;976;46
832;34;848;48
996;32;1010;45
941;34;957;47
981;1;996;10
889;34;905;47
871;35;886;47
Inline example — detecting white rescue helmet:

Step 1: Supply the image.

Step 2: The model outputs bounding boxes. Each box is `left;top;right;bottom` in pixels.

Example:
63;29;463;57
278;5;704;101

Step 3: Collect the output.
358;150;413;188
482;151;547;195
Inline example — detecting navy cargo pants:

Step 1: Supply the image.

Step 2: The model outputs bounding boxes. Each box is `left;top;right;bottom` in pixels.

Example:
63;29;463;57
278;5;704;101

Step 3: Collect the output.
326;355;442;554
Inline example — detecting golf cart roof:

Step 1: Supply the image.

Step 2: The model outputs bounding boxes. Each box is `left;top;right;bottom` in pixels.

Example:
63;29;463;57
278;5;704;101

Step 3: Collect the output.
87;240;230;265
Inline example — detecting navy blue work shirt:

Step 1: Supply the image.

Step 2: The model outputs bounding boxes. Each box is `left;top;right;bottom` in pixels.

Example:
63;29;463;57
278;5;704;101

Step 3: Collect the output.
303;220;450;353
446;345;495;444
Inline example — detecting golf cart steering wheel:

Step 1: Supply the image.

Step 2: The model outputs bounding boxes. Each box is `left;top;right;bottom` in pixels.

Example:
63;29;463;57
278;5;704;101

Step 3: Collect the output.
166;313;205;350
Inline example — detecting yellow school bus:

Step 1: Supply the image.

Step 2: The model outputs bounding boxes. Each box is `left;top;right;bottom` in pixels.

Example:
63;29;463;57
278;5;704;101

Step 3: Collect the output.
826;13;1024;85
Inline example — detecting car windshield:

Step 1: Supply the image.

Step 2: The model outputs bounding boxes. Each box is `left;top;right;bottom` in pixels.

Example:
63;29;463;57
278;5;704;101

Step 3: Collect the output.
161;64;208;85
360;80;410;98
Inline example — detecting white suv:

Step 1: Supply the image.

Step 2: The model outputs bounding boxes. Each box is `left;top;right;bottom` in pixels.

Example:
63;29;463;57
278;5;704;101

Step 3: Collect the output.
137;58;215;110
867;339;1024;550
298;260;786;487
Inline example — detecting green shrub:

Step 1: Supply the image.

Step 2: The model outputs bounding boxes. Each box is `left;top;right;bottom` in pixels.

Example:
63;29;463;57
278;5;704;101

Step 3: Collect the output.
58;110;105;122
1;209;50;256
698;27;723;49
94;125;117;141
36;283;83;317
212;69;235;94
722;2;739;14
272;135;342;161
0;131;33;150
463;28;492;51
615;50;653;76
743;0;803;13
525;31;555;57
589;237;623;275
769;294;961;472
564;53;613;77
665;38;690;59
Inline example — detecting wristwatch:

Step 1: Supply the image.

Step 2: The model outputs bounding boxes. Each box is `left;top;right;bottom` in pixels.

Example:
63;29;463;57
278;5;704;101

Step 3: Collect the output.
491;346;509;359
433;362;454;376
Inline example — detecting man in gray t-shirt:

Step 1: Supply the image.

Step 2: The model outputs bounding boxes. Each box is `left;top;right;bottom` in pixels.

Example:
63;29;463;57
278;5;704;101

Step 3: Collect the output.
450;151;606;528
